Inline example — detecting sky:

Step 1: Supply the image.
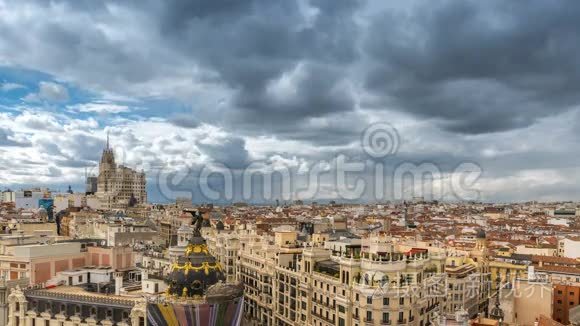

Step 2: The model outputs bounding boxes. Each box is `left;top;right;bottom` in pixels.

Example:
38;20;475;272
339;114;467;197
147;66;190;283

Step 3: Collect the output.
1;0;580;203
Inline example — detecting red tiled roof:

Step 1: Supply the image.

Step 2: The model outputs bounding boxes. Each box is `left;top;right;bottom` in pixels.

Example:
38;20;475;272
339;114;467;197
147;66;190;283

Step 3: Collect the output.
538;314;566;326
536;265;580;275
532;255;579;265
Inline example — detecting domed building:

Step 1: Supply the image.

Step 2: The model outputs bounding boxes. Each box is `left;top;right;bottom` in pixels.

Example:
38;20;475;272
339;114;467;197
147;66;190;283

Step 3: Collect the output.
165;236;225;297
147;210;244;326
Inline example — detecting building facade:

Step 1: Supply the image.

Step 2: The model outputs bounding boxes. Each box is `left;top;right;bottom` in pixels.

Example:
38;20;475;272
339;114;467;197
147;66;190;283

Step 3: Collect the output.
205;228;483;326
95;137;146;210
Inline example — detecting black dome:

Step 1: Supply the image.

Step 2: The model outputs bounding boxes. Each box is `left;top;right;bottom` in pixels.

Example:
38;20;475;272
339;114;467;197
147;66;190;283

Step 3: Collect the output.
165;235;225;297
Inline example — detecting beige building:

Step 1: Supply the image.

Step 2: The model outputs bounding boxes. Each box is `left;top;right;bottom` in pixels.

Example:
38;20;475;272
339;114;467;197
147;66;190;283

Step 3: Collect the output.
207;227;468;326
96;136;146;209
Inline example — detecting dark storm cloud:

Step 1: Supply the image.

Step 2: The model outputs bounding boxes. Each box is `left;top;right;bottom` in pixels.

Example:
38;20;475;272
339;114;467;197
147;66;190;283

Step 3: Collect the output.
364;0;580;134
196;136;250;169
4;0;580;138
0;0;363;140
157;0;362;128
5;0;580;202
169;114;200;129
36;133;104;164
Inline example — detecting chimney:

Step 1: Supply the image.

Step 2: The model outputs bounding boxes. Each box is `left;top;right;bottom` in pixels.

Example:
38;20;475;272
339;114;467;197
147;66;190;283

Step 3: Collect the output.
114;272;123;295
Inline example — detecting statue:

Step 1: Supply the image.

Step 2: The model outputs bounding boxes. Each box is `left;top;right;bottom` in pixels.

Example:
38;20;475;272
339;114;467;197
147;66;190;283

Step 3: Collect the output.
185;210;204;236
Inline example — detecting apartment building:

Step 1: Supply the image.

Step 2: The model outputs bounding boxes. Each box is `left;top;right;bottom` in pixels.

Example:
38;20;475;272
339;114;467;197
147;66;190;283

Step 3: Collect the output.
558;236;580;259
554;283;580;324
207;227;477;326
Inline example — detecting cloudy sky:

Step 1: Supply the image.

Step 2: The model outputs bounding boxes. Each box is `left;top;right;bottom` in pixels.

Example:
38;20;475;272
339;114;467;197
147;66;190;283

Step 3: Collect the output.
1;0;580;203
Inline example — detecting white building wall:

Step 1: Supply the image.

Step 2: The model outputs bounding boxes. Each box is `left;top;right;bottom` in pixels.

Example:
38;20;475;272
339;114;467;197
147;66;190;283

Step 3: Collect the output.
559;238;580;259
53;196;69;213
15;191;44;209
85;195;101;209
1;191;15;203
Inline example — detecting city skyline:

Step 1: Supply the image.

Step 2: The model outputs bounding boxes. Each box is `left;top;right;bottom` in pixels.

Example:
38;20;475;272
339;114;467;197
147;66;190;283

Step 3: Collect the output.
1;1;580;202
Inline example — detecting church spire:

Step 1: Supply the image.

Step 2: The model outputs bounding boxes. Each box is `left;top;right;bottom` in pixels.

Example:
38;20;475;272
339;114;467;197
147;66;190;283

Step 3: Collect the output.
106;130;110;149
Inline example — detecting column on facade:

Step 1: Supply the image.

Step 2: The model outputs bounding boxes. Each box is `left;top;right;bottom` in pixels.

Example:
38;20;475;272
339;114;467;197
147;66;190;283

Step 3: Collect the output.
129;298;147;326
55;313;68;326
7;300;15;326
7;286;27;326
36;312;48;325
84;316;97;326
99;319;114;326
69;315;82;325
25;311;37;326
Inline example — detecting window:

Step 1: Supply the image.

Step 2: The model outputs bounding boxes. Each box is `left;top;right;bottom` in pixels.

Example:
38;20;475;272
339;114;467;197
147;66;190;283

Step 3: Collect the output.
338;305;345;313
367;296;373;304
383;298;390;306
399;297;404;305
366;311;372;321
78;275;83;282
383;312;390;323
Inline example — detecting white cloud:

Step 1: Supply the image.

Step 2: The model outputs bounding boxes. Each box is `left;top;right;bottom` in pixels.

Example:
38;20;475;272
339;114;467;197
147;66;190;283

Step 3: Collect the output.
68;102;131;114
0;82;25;91
23;81;69;103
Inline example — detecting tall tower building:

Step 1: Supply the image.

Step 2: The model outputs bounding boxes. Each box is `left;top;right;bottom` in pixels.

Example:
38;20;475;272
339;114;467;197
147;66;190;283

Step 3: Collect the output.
96;132;147;209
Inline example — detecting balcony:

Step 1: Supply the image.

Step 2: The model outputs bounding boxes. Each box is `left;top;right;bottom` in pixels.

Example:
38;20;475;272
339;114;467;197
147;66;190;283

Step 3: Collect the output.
311;310;334;324
313;268;340;280
397;319;407;325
